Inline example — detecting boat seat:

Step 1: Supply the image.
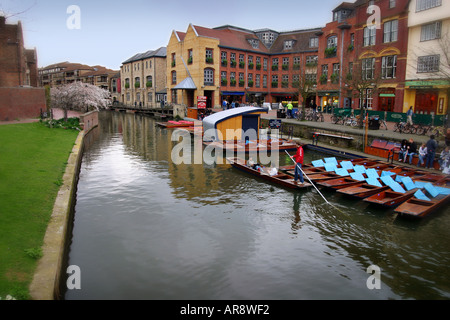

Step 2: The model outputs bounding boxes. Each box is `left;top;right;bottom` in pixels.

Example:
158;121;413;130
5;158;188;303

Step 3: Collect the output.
414;190;431;201
312;160;325;168
366;177;382;187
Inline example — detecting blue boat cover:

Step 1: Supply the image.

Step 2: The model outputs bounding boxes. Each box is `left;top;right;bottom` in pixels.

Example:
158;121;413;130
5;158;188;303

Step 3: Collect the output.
312;160;325;168
335;168;349;177
381;171;396;177
353;165;366;174
436;186;450;195
400;177;417;191
340;161;354;170
366;168;379;179
324;163;337;172
325;157;338;165
380;176;406;193
424;183;439;198
350;172;366;181
366;177;382;187
414;190;431;201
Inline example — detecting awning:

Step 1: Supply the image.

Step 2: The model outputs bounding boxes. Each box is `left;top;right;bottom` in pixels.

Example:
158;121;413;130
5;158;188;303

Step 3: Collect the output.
222;91;245;96
174;77;197;90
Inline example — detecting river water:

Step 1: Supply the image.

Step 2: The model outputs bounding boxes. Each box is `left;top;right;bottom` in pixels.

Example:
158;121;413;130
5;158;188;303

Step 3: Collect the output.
65;111;450;300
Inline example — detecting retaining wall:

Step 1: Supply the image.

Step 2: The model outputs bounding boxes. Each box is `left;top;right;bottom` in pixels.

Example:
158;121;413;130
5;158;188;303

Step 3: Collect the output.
0;87;46;121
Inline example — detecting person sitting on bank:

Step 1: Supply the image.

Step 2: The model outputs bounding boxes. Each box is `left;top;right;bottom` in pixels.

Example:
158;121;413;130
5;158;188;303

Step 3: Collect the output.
407;138;417;165
418;143;427;168
399;139;408;163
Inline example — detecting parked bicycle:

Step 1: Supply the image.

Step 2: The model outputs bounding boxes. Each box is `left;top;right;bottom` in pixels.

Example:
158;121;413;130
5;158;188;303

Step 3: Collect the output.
394;121;417;134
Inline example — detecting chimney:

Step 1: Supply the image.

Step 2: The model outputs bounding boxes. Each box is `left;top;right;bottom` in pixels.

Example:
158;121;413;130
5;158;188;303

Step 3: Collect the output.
0;16;6;27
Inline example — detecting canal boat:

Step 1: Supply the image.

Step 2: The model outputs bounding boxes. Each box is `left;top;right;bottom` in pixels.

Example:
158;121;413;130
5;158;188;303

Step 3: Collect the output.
205;138;298;153
226;157;312;190
317;177;366;190
394;183;450;218
156;120;195;128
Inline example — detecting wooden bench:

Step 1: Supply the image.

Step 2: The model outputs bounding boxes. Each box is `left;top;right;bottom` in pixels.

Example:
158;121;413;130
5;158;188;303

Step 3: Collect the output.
312;131;354;145
365;139;400;160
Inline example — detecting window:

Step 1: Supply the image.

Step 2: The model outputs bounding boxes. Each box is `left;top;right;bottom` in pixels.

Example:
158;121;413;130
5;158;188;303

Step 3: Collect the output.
282;74;289;88
248;39;259;49
248;73;253;87
206;49;213;63
416;0;442;12
362;58;375;80
364;27;376;46
272;75;278;87
255;74;260;88
421;21;441;41
360;89;373;109
327;36;337;48
146;76;153;87
263;75;267;88
221;51;227;60
384;20;398;43
322;64;328;76
188;49;193;64
171;71;176;84
148;92;152;103
263;58;268;71
171;53;176;67
204;68;214;85
417;55;440;73
221;71;227;85
381;55;397;79
284;40;294;50
309;37;319;48
389;0;396;8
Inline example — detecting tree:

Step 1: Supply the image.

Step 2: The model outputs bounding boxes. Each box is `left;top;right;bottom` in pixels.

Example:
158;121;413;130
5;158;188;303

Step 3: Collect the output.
342;60;382;127
51;82;111;120
292;59;318;120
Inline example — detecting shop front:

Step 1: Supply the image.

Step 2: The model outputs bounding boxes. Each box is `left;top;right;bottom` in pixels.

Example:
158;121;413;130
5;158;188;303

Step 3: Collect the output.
404;80;449;116
317;91;339;113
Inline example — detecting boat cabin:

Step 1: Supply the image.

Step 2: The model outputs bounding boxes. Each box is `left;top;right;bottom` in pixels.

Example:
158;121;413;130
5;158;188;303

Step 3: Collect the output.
202;107;268;142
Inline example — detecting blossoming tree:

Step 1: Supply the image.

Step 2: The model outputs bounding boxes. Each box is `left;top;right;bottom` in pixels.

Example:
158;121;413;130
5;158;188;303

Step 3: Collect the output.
51;82;111;120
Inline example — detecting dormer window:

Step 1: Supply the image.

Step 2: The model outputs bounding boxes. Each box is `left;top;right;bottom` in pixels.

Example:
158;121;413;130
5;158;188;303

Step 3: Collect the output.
284;40;294;50
248;39;259;49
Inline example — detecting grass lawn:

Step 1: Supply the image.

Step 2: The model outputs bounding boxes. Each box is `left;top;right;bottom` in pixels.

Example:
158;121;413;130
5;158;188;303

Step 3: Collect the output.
0;122;79;299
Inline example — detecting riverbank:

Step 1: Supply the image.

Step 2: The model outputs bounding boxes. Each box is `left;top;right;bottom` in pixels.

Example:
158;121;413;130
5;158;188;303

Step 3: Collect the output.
0;122;79;299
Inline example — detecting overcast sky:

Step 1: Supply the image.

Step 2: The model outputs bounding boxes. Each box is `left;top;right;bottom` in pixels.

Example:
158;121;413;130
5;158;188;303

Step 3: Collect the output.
1;0;344;70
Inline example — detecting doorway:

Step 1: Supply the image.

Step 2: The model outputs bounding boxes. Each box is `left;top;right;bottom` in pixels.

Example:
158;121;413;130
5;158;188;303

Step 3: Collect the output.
415;90;438;115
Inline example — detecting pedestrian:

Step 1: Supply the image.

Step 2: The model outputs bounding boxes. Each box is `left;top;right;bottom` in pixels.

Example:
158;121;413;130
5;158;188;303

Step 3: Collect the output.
287;101;294;119
222;99;228;110
290;142;304;184
418;143;427;167
406;106;414;125
425;135;438;169
231;100;236;108
407;138;417;165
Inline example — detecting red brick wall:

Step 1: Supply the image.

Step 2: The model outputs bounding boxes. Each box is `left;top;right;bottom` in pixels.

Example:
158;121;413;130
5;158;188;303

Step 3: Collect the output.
0;87;46;121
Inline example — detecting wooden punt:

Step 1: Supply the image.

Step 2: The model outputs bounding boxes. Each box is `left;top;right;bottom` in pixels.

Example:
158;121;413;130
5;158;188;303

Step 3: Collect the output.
363;189;418;208
394;194;450;218
316;177;365;190
156;120;195;128
226;157;312;190
337;183;390;199
205;139;298;153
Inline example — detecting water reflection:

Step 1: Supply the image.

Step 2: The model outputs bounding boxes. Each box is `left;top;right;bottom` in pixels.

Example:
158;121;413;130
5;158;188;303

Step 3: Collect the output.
65;111;450;300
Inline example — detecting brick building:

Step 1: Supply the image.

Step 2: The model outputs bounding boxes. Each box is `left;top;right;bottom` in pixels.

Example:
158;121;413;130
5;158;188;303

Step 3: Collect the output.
120;47;167;108
39;62;119;93
316;2;357;110
0;16;38;87
167;24;321;113
0;16;44;121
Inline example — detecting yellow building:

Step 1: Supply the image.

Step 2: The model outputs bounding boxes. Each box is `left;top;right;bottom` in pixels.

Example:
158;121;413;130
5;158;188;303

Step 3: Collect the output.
404;0;450;116
167;24;221;117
